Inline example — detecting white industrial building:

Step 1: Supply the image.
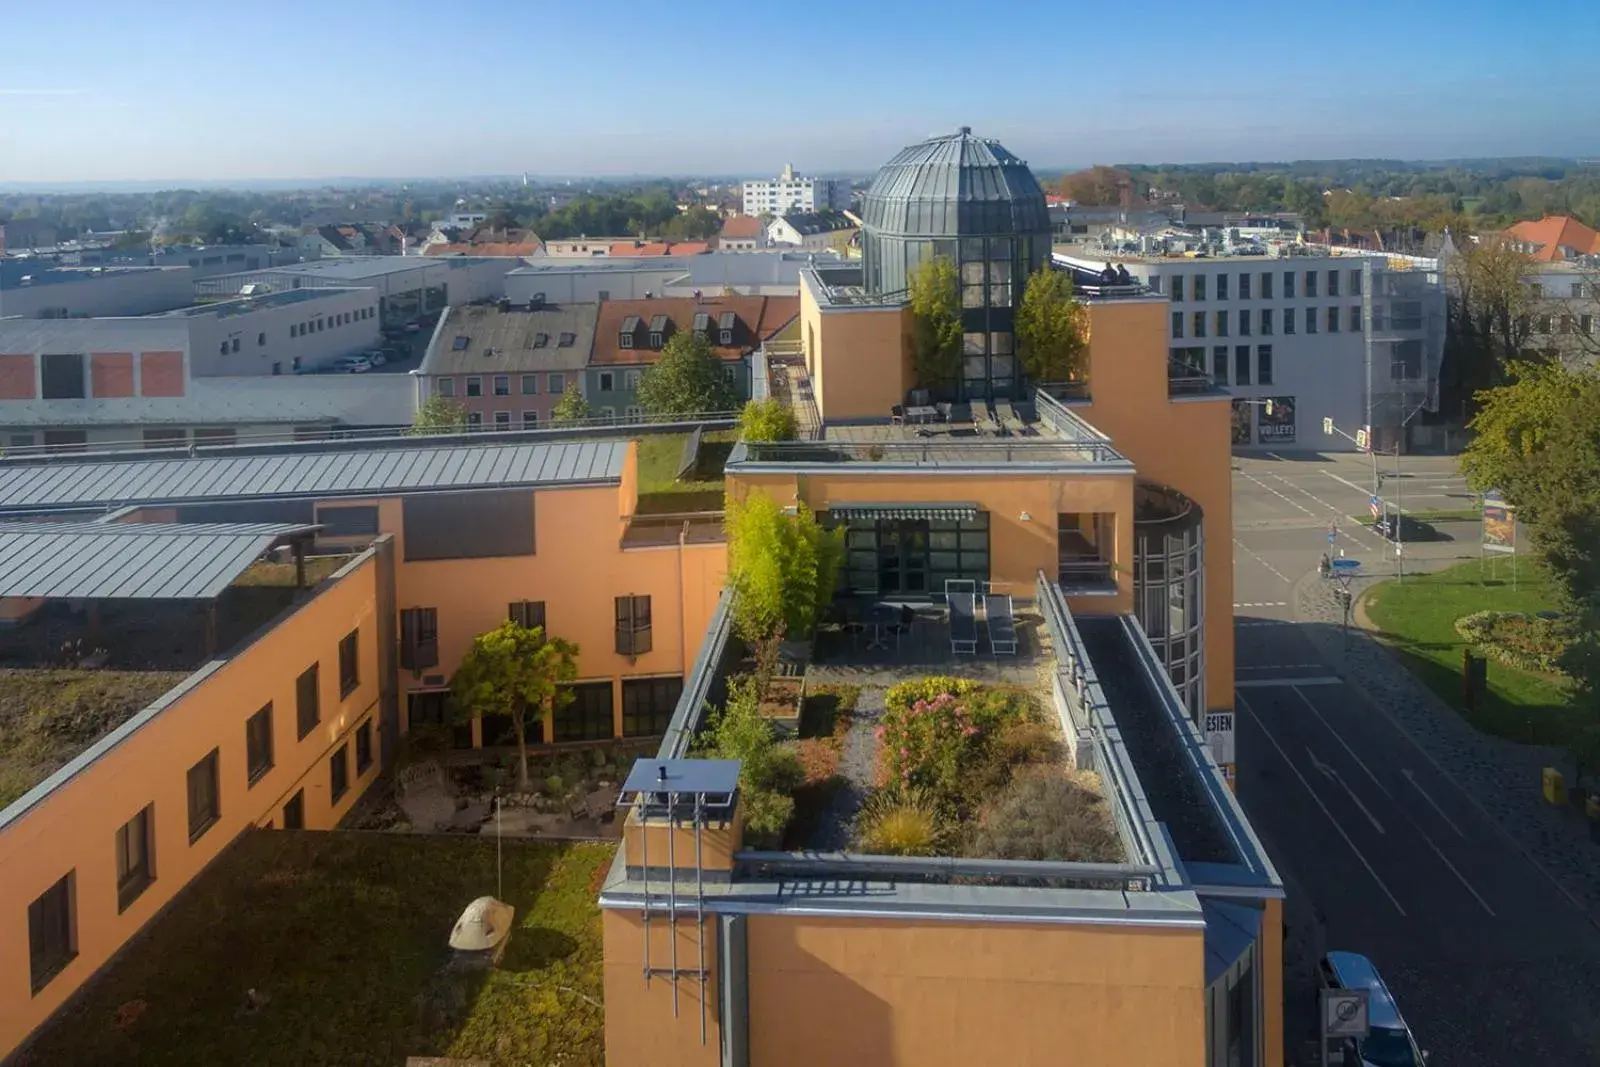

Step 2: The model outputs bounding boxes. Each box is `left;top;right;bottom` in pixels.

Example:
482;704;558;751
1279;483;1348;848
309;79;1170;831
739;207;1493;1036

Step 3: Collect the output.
0;264;195;319
193;256;516;326
0;288;409;452
504;251;850;305
741;164;848;217
1057;248;1446;452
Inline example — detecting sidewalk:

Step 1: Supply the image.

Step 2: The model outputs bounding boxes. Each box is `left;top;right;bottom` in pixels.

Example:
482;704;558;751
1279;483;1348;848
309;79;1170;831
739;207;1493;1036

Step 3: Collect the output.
1294;566;1600;925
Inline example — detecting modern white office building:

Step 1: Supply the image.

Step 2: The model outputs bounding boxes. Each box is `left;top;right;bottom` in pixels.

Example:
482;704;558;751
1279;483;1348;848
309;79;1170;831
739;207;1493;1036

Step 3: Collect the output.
1058;249;1446;452
0;264;195;319
741;163;848;217
193;256;516;326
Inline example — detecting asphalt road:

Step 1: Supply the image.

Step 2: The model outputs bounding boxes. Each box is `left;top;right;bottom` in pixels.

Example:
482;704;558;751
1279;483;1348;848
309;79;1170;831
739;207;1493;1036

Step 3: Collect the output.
1230;449;1600;1066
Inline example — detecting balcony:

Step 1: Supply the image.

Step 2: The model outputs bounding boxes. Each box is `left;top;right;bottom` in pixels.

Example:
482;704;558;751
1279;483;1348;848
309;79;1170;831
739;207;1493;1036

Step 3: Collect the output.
620;511;725;549
1058;513;1117;593
1167;355;1218;398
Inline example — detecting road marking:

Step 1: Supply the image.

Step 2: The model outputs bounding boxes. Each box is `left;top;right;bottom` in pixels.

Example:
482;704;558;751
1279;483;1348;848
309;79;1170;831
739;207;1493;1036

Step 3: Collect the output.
1403;769;1466;837
1232;538;1292;583
1292;686;1394;799
1238;664;1324;671
1236;676;1345;688
1240;695;1407;916
1321;468;1373;496
1236;621;1292;629
1234;601;1289;609
1237;469;1315;517
1308;749;1387;833
1412;822;1497;916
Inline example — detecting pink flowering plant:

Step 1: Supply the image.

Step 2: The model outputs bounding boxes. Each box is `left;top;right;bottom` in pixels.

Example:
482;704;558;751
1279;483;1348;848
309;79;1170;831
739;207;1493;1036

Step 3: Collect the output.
876;691;983;797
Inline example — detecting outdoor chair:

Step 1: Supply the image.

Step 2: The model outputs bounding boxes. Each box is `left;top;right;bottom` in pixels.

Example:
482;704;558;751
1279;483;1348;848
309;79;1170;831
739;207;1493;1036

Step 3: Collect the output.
935;402;953;423
946;579;978;655
985;593;1017;655
890;404;906;426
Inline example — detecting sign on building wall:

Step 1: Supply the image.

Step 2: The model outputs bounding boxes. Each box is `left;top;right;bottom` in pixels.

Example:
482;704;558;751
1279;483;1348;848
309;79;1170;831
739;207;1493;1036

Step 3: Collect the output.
1257;396;1297;444
1230;399;1253;445
1204;709;1236;767
1482;490;1517;555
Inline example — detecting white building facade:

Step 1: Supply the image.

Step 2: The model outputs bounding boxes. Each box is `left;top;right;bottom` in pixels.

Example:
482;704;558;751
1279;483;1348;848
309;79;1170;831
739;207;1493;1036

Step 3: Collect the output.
1060;251;1446;452
741;164;847;217
0;265;195;319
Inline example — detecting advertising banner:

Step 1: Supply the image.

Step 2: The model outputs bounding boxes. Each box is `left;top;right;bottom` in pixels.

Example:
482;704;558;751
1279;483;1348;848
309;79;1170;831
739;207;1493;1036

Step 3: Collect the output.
1230;399;1252;446
1257;396;1297;444
1482;490;1517;554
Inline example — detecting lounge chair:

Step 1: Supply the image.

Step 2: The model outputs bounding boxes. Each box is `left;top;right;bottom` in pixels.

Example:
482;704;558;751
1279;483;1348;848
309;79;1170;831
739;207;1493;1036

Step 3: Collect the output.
994;400;1025;435
946;579;978;655
891;404;906;426
985;593;1017;655
972;404;997;436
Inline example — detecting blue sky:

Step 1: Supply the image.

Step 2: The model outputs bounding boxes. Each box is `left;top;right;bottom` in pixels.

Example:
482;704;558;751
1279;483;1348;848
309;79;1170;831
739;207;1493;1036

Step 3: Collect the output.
1;0;1597;183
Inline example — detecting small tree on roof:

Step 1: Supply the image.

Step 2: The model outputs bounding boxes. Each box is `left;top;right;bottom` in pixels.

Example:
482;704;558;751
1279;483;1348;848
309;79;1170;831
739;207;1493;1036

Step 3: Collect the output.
737;398;798;442
449;620;578;792
409;394;468;436
1015;266;1089;384
551;383;592;425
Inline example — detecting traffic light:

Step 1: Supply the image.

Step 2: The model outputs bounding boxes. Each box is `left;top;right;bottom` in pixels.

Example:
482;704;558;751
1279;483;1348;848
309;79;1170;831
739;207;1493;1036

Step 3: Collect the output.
1264;399;1274;416
1322;416;1334;436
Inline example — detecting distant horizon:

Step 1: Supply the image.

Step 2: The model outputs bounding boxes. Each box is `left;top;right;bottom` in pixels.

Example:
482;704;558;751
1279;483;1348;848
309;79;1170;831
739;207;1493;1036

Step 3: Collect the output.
1;154;1595;197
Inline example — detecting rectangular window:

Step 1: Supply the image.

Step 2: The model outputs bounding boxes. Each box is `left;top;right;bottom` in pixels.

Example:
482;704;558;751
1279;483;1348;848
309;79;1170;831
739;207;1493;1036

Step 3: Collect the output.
1327;306;1339;333
1351;269;1363;296
1258;344;1274;385
330;744;349;803
400;607;439;670
549;373;565;394
1349;305;1362;333
1239;273;1251;299
554;681;615;742
1216;273;1229;300
143;428;186;449
509;599;546;631
1212;345;1228;386
621;676;684;738
625;370;641;390
436;377;455;398
338;629;359;698
315;505;379;537
1171;311;1184;338
615;595;653;656
521;374;538;395
1284;307;1296;335
1283;271;1295;299
28;873;76;992
1305;270;1318;297
1193;274;1207;301
494;411;511;429
523;410;538;429
187;748;220;843
1193;312;1206;338
1170;274;1184;302
1261;272;1273;299
40;353;86;399
1234;344;1251;386
1260;308;1273;335
115;806;155;912
1572;282;1585;299
1583;314;1594;335
296;664;320;739
1214;310;1228;337
599;371;614;392
1305;307;1317;334
1328;270;1340;297
467;412;482;430
356;719;373;774
1238;310;1251;336
493;375;510;396
619;332;634;349
246;703;274;785
466;376;482;397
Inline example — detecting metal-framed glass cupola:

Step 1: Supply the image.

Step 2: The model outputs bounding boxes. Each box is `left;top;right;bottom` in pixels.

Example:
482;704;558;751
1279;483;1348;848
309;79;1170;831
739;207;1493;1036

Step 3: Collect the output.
858;126;1052;401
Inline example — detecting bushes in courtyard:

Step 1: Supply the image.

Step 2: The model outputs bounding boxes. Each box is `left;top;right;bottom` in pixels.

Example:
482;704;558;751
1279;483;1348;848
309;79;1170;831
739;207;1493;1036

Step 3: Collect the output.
971;767;1122;863
854;788;947;856
703;676;802;848
1454;610;1573;674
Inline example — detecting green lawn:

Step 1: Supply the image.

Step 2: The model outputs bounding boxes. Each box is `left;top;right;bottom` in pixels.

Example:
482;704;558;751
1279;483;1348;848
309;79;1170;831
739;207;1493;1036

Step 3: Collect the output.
19;833;613;1067
1363;558;1577;746
633;430;733;512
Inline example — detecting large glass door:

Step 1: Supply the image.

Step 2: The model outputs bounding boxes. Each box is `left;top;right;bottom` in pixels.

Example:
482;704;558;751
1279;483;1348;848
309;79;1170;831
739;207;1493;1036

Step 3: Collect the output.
877;521;930;595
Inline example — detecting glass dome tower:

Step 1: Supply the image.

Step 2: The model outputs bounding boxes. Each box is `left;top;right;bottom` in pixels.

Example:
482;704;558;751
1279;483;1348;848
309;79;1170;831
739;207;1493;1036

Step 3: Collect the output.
858;126;1052;400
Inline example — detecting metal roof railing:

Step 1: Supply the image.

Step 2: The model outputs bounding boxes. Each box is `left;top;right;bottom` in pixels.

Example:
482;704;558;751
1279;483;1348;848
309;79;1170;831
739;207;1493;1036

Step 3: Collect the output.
727;437;1127;469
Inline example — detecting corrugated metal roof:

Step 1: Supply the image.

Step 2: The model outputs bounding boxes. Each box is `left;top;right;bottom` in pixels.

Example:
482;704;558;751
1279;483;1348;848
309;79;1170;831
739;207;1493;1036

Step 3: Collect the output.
0;440;625;515
0;521;315;600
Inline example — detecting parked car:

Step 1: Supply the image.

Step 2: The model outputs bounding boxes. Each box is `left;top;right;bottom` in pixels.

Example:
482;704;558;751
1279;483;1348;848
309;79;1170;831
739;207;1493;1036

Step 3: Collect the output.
1318;952;1428;1066
361;349;389;367
404;322;422;333
333;355;374;374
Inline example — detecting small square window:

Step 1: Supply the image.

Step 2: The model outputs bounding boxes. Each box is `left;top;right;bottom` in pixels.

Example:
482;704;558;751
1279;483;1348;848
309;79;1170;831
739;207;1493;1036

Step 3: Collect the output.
495;411;511;428
437;377;455;398
466;377;482;397
523;410;539;429
521;374;538;395
509;599;546;630
467;412;482;429
493;375;510;396
549;373;564;394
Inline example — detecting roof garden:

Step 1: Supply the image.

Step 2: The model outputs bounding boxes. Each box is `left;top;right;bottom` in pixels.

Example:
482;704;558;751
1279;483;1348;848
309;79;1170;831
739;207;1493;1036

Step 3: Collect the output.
603;574;1278;924
0;550;351;809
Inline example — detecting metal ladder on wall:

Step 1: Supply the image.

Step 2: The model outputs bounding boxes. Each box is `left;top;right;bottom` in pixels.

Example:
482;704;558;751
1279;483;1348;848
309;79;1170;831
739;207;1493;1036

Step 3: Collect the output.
634;776;712;1045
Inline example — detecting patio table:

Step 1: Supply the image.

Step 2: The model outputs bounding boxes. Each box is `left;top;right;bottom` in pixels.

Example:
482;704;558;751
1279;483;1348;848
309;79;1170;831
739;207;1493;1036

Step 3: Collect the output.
863;602;901;651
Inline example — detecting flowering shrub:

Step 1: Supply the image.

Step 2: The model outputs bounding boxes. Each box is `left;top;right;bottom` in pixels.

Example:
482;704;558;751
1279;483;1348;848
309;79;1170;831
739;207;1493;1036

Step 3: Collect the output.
1455;610;1572;674
876;691;983;796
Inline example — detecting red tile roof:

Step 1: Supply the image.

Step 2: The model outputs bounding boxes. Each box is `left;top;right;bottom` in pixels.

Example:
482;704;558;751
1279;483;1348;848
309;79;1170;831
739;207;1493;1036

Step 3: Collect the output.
590;295;799;365
1505;215;1600;262
607;240;711;257
719;216;763;239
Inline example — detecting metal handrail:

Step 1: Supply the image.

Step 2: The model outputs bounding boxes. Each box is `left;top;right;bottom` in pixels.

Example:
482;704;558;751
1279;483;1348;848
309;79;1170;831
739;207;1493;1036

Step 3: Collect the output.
731;438;1124;466
734;850;1158;889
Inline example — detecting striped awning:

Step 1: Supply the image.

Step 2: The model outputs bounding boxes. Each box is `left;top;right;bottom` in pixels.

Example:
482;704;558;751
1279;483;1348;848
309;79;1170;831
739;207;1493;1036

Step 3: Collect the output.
829;502;980;522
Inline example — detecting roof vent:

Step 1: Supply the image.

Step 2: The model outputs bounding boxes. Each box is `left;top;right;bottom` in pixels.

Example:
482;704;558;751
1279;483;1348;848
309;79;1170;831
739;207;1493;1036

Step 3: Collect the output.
958;125;971;134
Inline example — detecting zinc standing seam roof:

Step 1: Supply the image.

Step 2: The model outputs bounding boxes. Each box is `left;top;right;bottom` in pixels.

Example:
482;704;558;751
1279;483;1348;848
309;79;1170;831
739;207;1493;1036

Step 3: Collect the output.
858;126;1051;237
0;440;625;514
0;521;315;600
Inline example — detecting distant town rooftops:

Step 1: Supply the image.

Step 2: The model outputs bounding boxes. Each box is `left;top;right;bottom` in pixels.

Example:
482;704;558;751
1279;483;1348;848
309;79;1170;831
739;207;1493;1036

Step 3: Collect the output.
776;211;856;236
718;216;764;240
590;294;796;365
420;302;598;375
1505;214;1600;262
